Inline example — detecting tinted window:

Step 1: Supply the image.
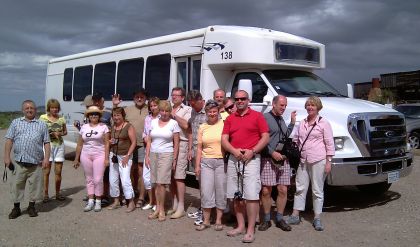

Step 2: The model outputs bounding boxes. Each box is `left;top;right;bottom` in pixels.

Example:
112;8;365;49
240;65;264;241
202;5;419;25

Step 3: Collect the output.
232;72;268;103
63;68;73;101
93;62;116;100
145;54;171;99
177;61;187;89
117;58;144;100
192;60;201;90
73;65;93;101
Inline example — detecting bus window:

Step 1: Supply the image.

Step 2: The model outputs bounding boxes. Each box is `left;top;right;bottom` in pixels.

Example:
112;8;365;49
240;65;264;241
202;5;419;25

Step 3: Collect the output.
73;65;93;101
63;68;73;101
232;72;268;103
192;59;201;91
145;54;171;99
93;62;116;100
177;61;187;89
117;58;144;100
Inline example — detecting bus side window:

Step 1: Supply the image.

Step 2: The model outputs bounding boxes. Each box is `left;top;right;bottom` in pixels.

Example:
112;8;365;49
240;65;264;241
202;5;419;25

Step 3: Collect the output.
231;72;268;103
73;65;93;101
93;62;116;100
117;58;144;101
63;68;73;101
145;54;171;99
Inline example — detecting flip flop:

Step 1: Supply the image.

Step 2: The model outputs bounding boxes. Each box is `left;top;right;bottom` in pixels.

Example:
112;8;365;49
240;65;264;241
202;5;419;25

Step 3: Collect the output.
148;212;159;220
55;194;65;201
226;229;245;237
158;214;166;222
107;203;121;210
214;224;224;231
43;196;50;203
135;199;145;208
242;234;255;243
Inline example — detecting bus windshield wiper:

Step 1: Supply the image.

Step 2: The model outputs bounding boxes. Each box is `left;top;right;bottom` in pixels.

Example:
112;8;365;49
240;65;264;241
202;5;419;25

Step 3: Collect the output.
308;91;344;97
287;91;313;96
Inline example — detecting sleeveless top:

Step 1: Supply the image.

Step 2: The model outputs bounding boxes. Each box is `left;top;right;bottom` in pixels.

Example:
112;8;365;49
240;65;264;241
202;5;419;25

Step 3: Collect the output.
111;122;132;155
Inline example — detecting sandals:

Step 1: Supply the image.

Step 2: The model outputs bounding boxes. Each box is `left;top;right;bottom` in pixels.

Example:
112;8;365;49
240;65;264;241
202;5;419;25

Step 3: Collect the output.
55;194;65;201
107;202;121;210
148;211;159;220
158;214;166;222
43;196;50;203
196;224;211;231
242;233;255;243
214;224;224;231
226;229;246;237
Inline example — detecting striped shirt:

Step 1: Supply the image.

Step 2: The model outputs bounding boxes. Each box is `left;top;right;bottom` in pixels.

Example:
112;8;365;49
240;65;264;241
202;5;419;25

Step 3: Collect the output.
5;117;50;165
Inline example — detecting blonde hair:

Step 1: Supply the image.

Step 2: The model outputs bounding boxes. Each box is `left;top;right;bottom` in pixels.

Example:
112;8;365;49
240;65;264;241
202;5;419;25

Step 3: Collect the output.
159;100;172;112
305;96;323;111
46;99;61;112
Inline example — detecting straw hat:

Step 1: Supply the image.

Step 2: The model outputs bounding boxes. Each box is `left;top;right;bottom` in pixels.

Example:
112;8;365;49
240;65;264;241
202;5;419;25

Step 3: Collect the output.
84;106;103;117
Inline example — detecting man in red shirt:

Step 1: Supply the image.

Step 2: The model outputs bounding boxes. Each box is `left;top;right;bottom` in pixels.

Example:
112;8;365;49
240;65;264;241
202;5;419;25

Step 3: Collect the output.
222;90;269;243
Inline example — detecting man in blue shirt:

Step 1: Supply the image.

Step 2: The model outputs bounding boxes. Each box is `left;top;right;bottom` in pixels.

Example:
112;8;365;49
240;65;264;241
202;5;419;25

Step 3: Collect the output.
4;100;50;219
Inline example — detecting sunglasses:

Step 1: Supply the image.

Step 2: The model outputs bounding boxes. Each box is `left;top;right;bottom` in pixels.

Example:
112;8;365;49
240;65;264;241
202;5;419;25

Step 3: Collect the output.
225;104;234;111
234;97;248;102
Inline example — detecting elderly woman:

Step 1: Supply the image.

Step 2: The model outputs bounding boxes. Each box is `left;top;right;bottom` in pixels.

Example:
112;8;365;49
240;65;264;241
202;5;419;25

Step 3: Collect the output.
145;100;180;221
40;99;67;202
194;100;226;231
287;96;335;231
141;97;160;210
74;106;110;212
107;107;137;212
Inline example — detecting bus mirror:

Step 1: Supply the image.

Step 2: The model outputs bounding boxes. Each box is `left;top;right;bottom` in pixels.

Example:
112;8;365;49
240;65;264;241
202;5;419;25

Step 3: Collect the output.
238;79;253;101
263;95;273;106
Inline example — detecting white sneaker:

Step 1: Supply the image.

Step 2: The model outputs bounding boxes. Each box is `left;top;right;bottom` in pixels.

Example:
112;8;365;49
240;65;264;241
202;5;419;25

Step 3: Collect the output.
188;209;202;219
152;205;157;212
194;215;204;226
142;204;153;210
84;200;94;212
94;200;102;212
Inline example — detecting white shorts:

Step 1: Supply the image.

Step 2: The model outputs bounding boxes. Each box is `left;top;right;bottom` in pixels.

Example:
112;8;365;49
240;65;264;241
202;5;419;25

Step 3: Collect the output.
49;144;65;162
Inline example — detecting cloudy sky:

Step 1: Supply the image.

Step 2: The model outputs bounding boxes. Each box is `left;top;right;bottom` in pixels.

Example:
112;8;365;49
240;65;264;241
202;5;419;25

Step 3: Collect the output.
0;0;419;111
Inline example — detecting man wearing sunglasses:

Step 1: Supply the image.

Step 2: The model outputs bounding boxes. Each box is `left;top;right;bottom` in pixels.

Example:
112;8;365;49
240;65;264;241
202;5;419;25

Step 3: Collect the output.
222;90;269;243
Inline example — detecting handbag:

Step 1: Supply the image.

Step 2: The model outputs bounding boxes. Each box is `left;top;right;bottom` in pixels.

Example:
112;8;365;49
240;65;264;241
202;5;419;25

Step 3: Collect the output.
285;117;322;169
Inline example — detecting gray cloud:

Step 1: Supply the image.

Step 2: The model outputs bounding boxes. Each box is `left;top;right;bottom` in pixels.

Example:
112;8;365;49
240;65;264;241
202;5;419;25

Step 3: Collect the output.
0;0;419;110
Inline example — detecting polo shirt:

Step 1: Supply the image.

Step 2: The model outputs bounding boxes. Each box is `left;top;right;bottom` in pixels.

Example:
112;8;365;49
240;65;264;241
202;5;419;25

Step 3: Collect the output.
222;108;269;150
5;117;50;165
124;104;149;146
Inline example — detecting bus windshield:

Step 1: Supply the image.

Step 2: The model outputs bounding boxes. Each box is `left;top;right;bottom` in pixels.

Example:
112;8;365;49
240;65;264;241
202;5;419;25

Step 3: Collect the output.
263;70;344;97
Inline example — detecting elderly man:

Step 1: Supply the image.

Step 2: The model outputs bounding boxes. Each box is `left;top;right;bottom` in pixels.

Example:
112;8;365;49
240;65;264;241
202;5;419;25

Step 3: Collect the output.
258;95;296;232
213;89;227;117
222;90;269;243
112;89;149;207
169;87;192;219
4;100;50;219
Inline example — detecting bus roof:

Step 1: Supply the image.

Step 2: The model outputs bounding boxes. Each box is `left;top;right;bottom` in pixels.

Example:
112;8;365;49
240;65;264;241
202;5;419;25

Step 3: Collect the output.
49;25;323;64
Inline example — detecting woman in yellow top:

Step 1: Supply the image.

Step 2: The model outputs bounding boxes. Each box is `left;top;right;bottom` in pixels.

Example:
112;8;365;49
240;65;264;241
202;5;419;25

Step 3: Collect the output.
195;100;226;231
39;99;67;202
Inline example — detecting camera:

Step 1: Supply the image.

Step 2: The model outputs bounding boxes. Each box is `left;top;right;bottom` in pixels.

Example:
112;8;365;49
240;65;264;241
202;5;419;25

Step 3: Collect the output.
234;191;243;201
111;155;118;163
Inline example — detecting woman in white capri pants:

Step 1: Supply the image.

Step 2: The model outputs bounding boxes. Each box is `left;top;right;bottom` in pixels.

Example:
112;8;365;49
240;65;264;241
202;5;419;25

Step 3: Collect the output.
195;100;226;231
287;96;335;231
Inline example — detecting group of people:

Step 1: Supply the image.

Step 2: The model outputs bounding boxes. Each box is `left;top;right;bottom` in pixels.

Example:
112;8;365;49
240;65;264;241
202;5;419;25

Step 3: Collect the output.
4;87;334;244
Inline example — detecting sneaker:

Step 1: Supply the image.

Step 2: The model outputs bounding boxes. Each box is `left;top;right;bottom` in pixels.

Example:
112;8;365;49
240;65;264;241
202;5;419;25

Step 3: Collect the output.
194;216;204;226
94;200;102;212
188;209;202;219
312;218;324;231
8;208;21;219
142;204;154;210
276;219;292;231
84;202;94;212
286;215;300;225
258;221;272;231
27;206;38;217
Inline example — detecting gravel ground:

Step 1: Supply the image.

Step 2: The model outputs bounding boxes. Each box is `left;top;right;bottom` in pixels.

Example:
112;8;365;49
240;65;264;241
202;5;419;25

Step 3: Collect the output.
0;129;419;247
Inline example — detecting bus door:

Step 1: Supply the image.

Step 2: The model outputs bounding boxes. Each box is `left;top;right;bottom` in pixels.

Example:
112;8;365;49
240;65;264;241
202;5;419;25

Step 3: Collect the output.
175;55;202;98
231;71;272;113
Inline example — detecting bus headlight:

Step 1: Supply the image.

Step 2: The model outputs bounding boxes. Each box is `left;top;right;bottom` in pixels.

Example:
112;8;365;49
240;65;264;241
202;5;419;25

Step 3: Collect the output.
334;137;345;150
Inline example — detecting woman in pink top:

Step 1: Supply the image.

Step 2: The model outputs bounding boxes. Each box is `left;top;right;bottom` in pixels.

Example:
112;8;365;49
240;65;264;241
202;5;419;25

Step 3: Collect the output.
287;96;335;231
73;106;110;212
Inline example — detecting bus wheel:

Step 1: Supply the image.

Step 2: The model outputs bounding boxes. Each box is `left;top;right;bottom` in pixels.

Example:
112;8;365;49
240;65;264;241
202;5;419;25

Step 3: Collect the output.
357;182;392;195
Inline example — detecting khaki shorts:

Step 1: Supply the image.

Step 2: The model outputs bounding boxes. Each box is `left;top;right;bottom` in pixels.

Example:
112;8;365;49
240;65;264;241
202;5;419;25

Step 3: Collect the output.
226;155;261;201
49;143;65;162
174;141;188;180
133;146;145;163
150;152;173;185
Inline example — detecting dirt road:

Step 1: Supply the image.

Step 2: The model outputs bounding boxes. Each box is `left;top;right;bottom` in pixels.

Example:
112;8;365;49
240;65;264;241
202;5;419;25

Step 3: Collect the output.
0;129;419;247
